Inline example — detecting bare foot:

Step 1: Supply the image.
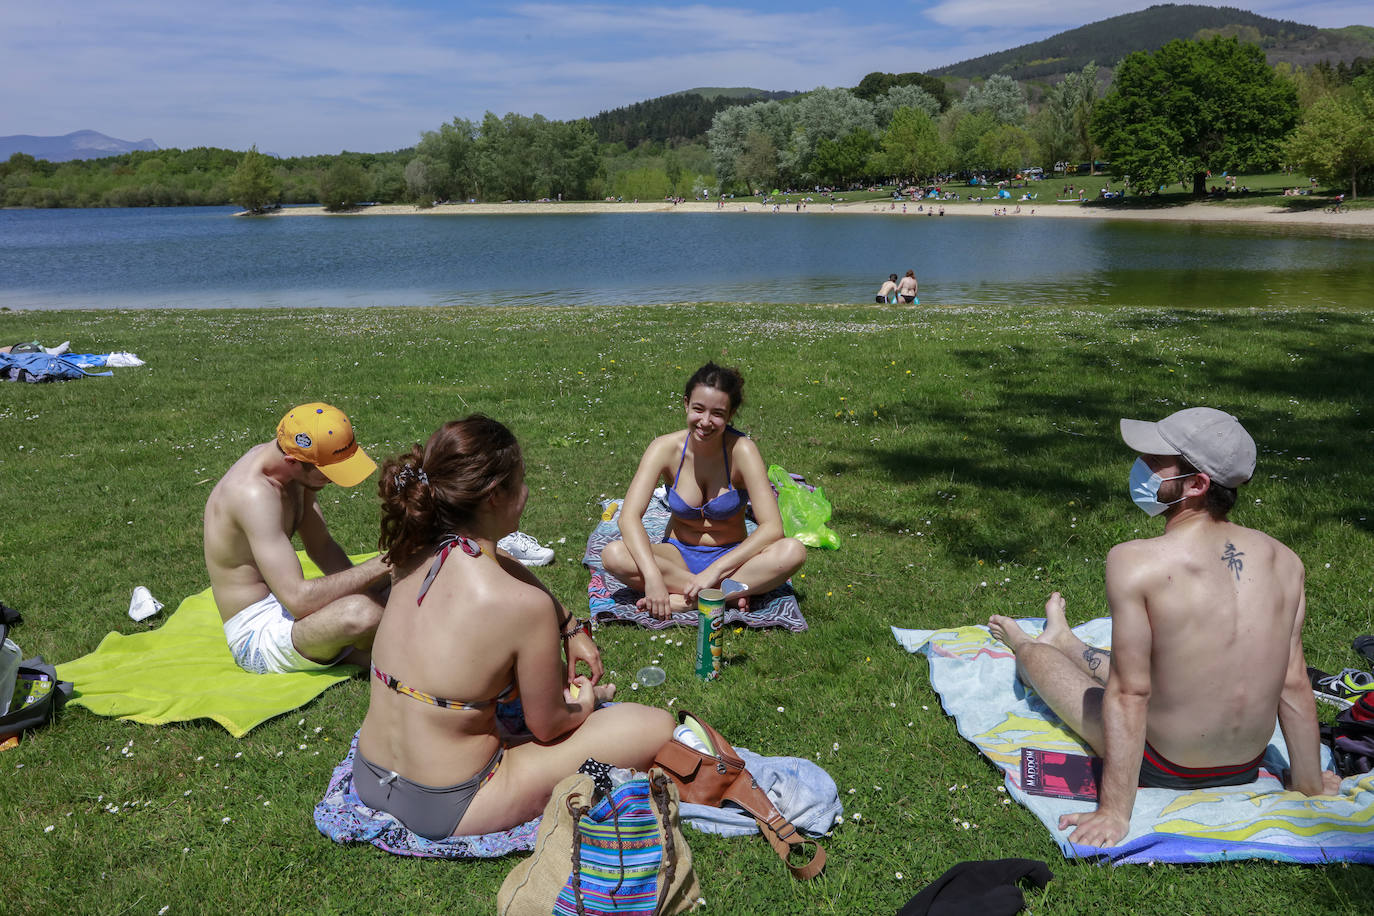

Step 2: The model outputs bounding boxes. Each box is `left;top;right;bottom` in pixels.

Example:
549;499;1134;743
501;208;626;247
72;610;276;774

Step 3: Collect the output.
987;614;1033;652
1040;591;1080;653
668;594;692;613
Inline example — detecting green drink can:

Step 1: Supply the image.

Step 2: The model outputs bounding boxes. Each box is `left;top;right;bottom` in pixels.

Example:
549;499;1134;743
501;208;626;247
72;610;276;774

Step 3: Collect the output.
695;588;725;680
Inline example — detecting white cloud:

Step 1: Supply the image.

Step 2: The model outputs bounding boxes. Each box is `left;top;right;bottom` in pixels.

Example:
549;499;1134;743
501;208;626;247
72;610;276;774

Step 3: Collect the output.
1;0;1368;155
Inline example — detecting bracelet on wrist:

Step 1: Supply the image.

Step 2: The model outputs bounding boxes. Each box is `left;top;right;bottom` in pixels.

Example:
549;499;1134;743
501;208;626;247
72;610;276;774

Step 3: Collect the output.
561;618;593;641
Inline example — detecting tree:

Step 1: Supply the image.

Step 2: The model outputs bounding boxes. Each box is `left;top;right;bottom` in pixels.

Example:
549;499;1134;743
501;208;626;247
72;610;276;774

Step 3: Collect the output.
228;146;279;213
854;71;951;111
1030;64;1100;168
317;158;368;211
874;84;942;124
707;100;795;192
872;107;948;181
1285;87;1374;198
972;124;1039;173
414;117;477;201
812;129;876;186
783;88;876;183
960;75;1028;126
736;129;779;193
1091;37;1298;196
942;107;998;170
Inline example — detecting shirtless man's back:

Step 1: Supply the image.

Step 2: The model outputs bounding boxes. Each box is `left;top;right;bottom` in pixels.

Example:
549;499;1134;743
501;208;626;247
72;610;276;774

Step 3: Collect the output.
206;403;388;674
988;407;1338;847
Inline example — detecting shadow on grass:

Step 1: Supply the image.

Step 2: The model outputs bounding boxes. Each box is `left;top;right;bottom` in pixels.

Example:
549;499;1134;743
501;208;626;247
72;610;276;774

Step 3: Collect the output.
820;310;1374;563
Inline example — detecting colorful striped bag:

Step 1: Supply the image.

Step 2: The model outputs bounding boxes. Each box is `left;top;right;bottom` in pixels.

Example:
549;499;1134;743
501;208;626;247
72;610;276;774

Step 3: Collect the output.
498;768;701;916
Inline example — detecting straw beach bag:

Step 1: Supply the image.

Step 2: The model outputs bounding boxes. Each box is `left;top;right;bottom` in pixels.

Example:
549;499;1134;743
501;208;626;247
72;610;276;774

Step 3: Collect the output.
497;768;700;916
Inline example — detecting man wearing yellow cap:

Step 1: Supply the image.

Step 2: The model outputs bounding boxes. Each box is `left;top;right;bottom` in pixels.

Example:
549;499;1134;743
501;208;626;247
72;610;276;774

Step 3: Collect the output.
206;403;390;674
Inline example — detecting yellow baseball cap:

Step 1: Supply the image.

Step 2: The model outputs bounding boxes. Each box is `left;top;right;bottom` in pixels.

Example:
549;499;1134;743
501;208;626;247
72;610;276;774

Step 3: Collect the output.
276;403;377;487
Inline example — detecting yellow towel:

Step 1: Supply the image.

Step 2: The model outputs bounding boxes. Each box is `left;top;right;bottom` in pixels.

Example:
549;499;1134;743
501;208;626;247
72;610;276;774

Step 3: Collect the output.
56;552;365;738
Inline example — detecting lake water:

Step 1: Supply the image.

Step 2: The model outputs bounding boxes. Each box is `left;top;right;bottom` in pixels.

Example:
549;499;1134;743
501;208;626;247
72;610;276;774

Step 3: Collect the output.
2;205;1371;310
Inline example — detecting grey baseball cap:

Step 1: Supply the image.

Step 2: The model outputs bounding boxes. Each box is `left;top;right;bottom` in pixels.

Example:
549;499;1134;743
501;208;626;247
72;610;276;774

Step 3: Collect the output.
1119;407;1256;487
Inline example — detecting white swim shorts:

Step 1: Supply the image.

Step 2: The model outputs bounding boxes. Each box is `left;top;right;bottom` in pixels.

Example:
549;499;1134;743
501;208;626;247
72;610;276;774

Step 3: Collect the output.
222;593;341;674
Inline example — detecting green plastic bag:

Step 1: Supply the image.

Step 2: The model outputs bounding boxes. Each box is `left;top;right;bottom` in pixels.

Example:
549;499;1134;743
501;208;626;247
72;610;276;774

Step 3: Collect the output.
767;465;839;550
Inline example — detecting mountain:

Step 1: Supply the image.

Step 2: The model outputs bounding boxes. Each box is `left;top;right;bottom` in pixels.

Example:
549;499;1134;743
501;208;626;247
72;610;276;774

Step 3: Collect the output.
929;3;1372;82
588;88;800;147
0;130;159;162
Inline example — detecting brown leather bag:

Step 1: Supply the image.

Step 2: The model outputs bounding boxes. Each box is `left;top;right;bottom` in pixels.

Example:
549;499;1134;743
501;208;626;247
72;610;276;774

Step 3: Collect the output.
652;710;826;881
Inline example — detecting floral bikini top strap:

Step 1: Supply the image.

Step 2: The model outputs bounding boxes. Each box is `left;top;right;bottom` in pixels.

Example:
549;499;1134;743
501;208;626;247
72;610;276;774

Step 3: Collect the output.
416;534;482;605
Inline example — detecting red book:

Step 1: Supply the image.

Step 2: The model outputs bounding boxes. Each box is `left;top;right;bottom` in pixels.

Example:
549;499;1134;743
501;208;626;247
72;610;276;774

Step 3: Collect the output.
1020;748;1102;801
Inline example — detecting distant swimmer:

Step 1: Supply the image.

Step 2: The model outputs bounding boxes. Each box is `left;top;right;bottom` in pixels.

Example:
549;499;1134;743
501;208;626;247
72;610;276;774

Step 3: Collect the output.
897;270;919;304
876;273;899;304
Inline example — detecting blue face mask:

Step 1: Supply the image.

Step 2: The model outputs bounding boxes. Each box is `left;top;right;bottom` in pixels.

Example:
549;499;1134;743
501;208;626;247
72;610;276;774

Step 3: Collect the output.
1128;457;1194;517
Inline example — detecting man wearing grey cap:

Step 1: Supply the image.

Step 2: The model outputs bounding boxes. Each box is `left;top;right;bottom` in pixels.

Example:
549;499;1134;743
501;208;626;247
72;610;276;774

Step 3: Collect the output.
990;407;1339;848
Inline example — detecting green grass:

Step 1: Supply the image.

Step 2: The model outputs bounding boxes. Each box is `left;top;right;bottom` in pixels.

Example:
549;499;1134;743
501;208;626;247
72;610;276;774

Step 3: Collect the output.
2;303;1372;914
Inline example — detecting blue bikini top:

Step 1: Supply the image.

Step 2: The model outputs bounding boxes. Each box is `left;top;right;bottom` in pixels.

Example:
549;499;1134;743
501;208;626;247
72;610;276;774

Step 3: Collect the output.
666;428;745;521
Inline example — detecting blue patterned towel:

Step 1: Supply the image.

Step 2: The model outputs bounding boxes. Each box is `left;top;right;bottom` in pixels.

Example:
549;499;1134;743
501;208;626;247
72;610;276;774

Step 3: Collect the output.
893;618;1374;865
314;731;539;858
583;496;806;631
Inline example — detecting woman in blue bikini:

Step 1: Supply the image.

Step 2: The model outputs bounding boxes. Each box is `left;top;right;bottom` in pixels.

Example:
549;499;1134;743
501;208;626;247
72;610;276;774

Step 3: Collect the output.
354;416;673;839
602;362;807;619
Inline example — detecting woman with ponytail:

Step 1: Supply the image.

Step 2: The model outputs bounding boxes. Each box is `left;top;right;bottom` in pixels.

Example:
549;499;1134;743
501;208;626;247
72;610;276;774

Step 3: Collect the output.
354;415;673;839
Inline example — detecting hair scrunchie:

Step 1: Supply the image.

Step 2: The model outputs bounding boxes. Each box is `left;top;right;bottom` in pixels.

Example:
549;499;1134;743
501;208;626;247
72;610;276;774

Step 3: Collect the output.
393;466;430;490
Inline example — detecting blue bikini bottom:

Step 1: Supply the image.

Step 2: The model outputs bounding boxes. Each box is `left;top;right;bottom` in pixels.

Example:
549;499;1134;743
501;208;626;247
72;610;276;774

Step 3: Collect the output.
665;537;740;575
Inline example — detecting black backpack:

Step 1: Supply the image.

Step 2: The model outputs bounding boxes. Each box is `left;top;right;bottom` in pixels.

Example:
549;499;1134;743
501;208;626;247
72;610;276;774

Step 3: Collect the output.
1321;693;1374;777
0;602;73;743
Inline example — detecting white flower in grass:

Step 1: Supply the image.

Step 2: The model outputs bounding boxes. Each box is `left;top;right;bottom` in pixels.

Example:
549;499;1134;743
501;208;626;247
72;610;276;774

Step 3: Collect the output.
44;825;54;833
895;872;903;880
221;817;231;824
832;742;840;751
298;744;308;750
159;907;170;915
851;813;862;821
961;821;970;829
776;706;785;713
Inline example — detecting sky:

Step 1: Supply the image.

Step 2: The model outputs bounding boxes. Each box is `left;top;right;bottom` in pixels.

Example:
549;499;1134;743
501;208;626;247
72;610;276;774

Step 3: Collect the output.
2;0;1368;158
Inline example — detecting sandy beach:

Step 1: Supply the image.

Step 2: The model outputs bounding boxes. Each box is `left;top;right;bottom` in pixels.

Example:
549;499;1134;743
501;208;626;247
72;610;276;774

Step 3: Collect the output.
272;197;1374;228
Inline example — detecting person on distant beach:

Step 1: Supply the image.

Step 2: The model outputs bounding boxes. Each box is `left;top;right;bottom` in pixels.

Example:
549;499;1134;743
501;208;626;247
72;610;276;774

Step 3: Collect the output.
205;402;389;674
897;270;918;304
987;407;1340;848
601;362;806;617
353;415;672;838
876;273;899;304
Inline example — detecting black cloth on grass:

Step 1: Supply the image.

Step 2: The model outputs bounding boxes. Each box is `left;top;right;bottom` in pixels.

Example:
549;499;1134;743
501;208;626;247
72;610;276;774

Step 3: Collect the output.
897;857;1053;916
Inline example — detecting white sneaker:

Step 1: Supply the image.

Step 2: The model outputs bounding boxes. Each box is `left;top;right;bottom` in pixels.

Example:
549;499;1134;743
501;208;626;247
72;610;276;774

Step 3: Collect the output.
498;531;555;566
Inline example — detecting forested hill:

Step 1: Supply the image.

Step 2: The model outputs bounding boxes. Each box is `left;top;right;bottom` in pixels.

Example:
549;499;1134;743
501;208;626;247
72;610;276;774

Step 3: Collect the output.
928;3;1364;81
587;88;798;147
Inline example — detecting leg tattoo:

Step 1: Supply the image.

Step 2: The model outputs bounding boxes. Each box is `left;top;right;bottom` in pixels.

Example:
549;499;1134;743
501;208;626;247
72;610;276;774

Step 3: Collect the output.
1082;646;1111;685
